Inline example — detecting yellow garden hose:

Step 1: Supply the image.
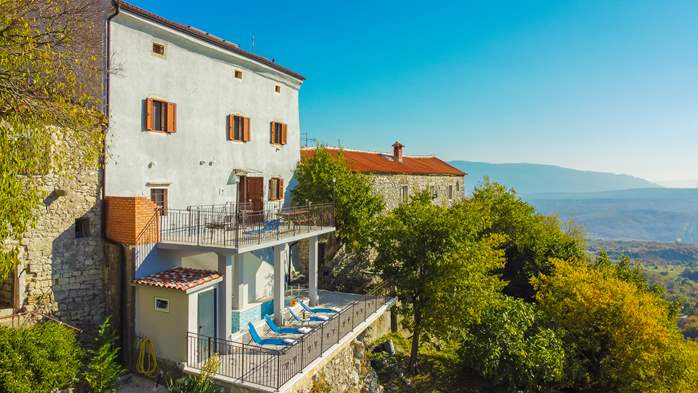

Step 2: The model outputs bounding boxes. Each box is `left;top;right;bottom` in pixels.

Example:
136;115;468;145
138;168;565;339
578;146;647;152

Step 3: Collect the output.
136;336;158;377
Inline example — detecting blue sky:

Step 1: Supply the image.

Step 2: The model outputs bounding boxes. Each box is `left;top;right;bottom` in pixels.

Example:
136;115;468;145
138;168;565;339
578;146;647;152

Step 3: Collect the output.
128;0;698;183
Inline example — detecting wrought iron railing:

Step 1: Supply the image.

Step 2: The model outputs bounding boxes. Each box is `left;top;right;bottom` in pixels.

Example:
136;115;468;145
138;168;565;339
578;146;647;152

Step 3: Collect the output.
160;203;335;249
186;293;390;391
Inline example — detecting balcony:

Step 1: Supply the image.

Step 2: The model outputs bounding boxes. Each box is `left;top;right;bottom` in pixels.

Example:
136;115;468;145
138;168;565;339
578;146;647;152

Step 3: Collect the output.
157;202;335;252
184;290;393;391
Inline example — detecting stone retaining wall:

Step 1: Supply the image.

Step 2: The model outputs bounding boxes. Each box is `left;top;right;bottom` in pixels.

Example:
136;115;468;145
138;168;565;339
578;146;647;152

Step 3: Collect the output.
16;171;106;330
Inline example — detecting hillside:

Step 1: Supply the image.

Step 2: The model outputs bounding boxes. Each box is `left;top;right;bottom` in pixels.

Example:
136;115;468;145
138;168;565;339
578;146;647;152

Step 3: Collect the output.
529;188;698;243
450;161;659;195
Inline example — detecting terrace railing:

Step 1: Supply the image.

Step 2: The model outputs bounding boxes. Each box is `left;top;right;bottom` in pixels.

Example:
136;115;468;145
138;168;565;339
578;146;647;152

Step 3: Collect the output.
160;202;335;249
186;293;390;391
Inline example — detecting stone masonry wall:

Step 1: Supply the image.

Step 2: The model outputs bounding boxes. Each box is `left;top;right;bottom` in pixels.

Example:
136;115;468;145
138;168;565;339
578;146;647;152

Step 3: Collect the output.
370;174;465;211
16;170;106;329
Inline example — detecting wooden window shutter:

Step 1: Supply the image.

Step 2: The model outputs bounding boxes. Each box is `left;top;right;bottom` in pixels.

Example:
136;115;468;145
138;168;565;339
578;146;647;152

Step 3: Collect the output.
278;178;284;199
166;102;177;132
227;115;234;140
243;117;251;141
145;98;154;130
268;178;274;201
281;123;287;145
270;122;276;144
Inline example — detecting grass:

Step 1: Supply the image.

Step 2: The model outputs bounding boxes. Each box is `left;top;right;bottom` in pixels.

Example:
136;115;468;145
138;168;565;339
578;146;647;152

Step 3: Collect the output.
368;332;489;393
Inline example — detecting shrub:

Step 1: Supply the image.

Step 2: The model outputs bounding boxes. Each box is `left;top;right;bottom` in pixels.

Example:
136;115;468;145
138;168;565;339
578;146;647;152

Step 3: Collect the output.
0;322;82;393
460;297;565;392
83;317;126;393
167;354;223;393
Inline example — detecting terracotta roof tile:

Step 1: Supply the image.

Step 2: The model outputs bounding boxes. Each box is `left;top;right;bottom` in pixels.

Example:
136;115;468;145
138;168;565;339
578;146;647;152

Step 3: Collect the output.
132;268;221;292
301;147;466;176
113;1;304;81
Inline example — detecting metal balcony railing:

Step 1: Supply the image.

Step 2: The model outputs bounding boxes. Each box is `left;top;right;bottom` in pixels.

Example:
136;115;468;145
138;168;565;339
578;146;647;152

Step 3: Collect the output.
186;293;390;391
160;202;335;249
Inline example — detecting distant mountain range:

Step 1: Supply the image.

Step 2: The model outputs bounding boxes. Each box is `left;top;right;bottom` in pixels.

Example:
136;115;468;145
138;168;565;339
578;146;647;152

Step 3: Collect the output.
450;161;660;195
449;161;698;244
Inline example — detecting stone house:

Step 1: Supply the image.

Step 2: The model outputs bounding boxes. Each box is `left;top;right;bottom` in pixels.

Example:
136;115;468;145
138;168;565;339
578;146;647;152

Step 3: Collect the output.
301;142;466;210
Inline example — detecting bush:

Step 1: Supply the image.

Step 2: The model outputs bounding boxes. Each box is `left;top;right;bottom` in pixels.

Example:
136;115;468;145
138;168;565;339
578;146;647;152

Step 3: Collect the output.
460;297;565;392
83;317;125;393
0;322;82;393
167;354;223;393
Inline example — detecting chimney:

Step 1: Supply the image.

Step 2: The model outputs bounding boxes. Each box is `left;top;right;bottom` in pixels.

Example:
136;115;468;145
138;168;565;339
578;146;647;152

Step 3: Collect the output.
392;141;404;162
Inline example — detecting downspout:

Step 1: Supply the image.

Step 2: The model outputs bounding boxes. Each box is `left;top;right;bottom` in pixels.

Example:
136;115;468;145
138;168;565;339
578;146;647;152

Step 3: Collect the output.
102;1;120;211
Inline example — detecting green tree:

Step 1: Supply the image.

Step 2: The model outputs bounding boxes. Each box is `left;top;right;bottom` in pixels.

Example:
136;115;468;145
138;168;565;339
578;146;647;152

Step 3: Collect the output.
0;322;83;392
460;297;565;393
83;317;126;393
293;146;384;250
0;0;105;279
469;180;585;299
533;259;698;393
374;192;506;370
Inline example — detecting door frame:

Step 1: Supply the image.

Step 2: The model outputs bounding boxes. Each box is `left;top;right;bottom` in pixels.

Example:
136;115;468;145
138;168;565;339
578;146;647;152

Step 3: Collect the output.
197;287;217;340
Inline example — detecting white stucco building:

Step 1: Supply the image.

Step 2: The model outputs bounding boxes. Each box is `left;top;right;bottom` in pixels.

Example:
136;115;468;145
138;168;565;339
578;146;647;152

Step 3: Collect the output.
101;2;393;391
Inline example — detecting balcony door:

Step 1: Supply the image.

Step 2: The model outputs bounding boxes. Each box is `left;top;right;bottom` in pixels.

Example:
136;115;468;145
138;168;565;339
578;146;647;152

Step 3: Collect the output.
239;176;264;211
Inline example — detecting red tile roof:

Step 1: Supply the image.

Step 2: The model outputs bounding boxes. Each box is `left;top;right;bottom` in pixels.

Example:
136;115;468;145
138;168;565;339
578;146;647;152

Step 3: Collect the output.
113;1;305;81
301;147;466;176
132;268;221;292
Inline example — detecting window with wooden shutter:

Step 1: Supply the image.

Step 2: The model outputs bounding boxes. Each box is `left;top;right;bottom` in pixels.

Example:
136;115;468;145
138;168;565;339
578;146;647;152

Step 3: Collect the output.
268;177;284;201
145;98;176;133
229;115;250;142
270;122;286;145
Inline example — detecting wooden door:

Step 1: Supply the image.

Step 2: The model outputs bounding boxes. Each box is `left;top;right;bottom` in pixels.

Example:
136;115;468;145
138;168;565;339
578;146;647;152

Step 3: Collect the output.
245;177;264;211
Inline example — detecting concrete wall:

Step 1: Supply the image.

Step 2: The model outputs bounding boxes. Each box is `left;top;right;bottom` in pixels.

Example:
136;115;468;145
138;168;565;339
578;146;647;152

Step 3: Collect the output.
370;173;465;211
135;285;190;362
106;11;302;209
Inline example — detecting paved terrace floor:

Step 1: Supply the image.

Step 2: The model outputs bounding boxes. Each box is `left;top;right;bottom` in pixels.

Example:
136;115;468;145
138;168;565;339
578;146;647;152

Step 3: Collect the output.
186;290;393;392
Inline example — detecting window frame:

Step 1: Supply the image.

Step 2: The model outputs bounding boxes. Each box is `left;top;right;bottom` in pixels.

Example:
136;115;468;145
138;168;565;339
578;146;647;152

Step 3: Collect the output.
146;98;176;133
75;217;90;239
268;177;284;201
274;84;281;94
234;69;243;79
270;121;287;145
154;297;170;312
152;42;166;57
150;188;168;215
228;114;250;142
448;184;454;200
400;185;409;204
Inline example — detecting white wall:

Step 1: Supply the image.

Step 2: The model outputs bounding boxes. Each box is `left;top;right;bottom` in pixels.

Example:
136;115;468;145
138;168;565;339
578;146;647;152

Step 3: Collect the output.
107;11;302;208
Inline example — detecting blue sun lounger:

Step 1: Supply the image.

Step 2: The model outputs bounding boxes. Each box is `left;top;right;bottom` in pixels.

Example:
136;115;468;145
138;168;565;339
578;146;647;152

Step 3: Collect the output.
247;322;294;346
298;299;338;314
264;315;311;335
289;307;328;323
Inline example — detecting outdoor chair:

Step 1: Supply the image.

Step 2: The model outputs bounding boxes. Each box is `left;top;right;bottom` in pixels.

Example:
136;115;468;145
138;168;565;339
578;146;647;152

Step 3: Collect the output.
298;299;339;314
247;322;295;346
289;307;328;324
264;315;311;335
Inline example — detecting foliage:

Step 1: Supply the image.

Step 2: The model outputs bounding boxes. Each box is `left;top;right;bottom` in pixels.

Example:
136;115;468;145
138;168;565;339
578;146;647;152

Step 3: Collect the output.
293;146;384;250
0;0;105;279
0;322;83;393
167;353;223;393
374;191;505;368
460;297;565;393
533;259;698;393
469;180;586;299
83;317;125;393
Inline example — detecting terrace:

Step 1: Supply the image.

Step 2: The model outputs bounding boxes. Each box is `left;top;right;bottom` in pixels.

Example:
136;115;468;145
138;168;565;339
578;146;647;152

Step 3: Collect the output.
184;289;394;392
156;202;335;253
